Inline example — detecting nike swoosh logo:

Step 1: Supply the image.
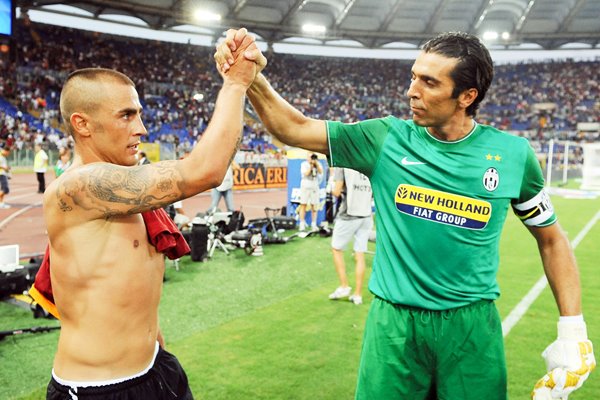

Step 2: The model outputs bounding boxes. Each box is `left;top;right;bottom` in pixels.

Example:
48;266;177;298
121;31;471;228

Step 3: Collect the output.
401;156;426;166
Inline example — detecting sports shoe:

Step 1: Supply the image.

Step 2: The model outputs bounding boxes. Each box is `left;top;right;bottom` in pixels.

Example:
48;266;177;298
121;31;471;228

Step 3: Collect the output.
299;221;306;231
310;223;318;231
329;286;352;300
0;203;10;209
349;295;363;305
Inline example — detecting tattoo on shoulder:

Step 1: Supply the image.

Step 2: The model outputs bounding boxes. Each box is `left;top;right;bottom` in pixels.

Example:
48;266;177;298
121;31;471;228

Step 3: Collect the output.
58;198;72;212
56;162;183;217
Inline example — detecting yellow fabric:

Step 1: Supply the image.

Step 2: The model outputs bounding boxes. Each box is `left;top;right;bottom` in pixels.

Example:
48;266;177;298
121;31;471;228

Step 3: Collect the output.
29;284;60;319
34;150;48;171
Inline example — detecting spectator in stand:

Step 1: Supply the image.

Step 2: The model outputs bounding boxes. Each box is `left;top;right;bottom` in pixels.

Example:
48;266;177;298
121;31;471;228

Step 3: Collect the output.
8;18;600;161
34;142;49;193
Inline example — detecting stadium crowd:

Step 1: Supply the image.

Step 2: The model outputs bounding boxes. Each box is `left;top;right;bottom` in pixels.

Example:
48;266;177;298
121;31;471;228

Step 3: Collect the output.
0;17;599;159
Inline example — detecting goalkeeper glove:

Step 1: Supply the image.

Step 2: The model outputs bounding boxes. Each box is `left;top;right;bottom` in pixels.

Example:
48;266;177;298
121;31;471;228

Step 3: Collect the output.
531;316;595;399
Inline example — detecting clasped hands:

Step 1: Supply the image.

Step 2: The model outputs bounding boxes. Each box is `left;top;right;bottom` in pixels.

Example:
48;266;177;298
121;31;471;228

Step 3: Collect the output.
213;27;267;86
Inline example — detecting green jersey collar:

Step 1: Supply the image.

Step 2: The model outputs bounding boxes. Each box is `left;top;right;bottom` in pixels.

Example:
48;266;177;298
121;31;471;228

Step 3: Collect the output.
419;120;481;149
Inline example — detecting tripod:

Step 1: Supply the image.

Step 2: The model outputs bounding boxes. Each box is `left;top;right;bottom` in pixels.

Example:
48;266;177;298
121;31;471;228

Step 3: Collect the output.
208;231;230;258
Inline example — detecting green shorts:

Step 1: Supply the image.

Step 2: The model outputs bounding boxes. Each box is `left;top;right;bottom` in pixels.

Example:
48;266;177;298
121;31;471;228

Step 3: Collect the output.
355;297;507;400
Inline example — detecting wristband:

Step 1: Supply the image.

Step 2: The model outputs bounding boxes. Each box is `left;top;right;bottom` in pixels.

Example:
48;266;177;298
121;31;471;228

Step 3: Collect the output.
559;315;584;323
557;316;588;341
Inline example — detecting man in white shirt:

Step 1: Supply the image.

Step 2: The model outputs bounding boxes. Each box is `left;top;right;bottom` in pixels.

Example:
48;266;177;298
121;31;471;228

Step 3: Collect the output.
298;153;323;230
328;168;373;305
209;162;239;212
34;143;49;193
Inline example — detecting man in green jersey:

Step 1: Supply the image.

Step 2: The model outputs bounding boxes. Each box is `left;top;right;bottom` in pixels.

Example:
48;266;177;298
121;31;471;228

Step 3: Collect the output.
215;31;595;399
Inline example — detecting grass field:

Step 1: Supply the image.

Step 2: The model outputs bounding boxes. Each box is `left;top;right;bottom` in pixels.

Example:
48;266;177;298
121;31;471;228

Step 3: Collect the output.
1;193;599;399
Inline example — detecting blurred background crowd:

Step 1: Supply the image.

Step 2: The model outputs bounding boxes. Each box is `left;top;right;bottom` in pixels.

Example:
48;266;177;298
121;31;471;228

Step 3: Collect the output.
0;16;598;166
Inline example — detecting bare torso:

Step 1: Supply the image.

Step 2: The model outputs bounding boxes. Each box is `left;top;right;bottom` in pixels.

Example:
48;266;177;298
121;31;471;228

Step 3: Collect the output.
46;176;165;381
44;58;254;381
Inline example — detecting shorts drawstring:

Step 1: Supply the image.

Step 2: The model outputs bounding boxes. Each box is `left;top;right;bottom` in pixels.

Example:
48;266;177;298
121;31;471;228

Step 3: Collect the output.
415;308;453;341
441;309;452;337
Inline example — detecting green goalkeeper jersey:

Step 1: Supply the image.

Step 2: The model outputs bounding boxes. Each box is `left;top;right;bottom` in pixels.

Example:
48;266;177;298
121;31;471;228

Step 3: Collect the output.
327;117;556;310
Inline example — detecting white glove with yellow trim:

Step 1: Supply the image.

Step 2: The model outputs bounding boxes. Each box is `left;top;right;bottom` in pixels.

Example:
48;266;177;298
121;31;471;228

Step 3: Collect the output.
532;316;596;399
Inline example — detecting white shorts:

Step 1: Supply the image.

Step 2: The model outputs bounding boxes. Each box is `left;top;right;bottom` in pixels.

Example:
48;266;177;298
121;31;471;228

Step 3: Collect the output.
300;182;319;206
331;216;373;252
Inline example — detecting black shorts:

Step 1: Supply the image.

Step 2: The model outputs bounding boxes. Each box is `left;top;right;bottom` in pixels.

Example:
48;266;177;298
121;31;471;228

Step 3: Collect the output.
46;347;193;399
0;175;9;194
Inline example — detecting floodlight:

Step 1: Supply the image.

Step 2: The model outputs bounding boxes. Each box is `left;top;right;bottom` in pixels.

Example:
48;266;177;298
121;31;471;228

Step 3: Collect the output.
301;24;326;34
194;9;221;22
483;31;498;40
501;32;510;40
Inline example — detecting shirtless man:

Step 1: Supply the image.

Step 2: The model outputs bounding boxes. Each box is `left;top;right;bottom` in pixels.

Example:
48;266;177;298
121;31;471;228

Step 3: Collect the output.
43;30;258;399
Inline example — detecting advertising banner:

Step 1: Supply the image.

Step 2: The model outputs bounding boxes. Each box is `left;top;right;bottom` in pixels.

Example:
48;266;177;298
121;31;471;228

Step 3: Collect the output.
233;164;287;190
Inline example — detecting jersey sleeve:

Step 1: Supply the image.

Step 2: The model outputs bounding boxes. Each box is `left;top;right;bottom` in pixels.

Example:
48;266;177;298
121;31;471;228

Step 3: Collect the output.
511;144;557;227
326;118;390;178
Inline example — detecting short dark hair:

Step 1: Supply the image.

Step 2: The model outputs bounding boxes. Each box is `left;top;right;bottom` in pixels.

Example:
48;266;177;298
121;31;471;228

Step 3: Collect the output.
60;68;135;138
64;67;135;87
310;153;318;160
422;32;494;117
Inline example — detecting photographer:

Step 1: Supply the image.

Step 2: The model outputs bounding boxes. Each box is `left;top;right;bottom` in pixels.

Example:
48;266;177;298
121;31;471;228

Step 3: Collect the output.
208;161;239;213
298;152;323;230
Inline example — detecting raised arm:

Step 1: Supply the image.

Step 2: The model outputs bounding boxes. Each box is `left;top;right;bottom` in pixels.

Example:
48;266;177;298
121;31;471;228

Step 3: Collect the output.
51;33;259;220
215;28;329;154
247;73;328;153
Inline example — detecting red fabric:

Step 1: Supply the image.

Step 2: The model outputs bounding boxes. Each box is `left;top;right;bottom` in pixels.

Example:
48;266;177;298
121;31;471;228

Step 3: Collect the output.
142;208;191;260
34;245;53;303
32;208;190;309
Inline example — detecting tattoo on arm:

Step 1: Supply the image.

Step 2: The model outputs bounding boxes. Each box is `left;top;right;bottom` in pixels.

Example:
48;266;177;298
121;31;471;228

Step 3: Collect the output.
57;162;183;218
227;136;242;166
